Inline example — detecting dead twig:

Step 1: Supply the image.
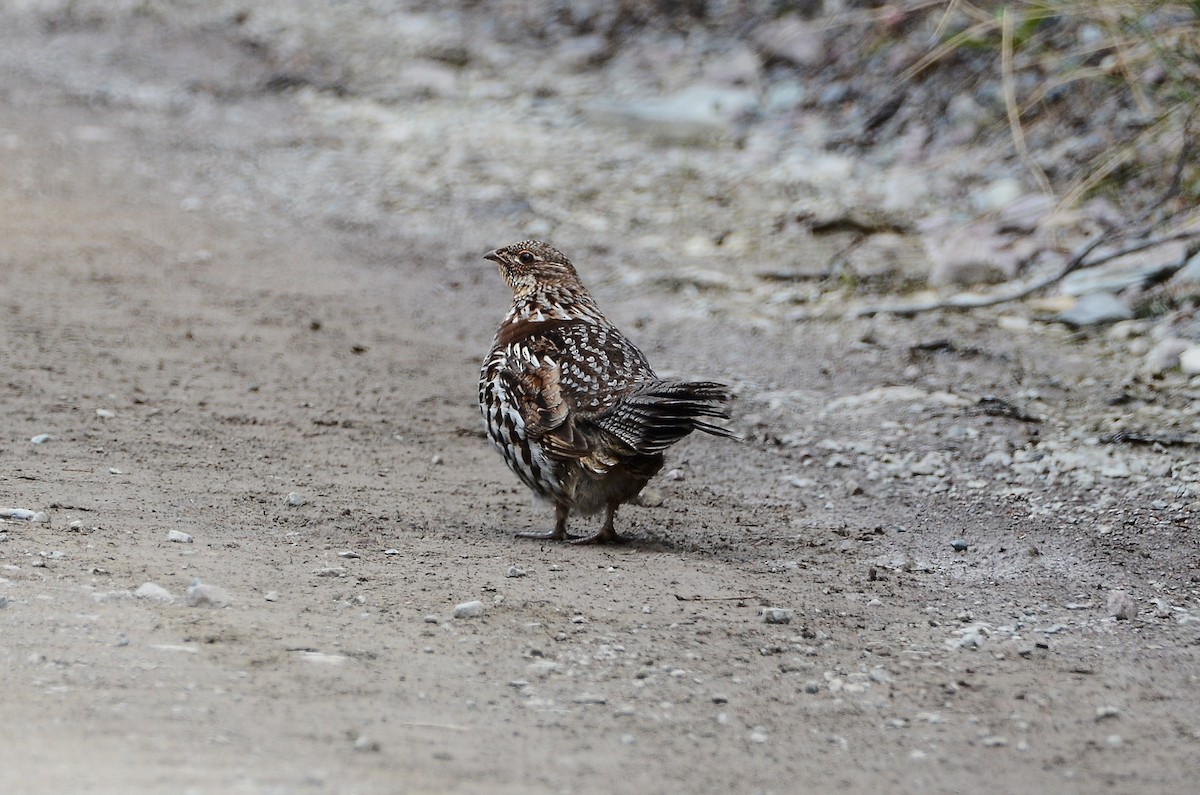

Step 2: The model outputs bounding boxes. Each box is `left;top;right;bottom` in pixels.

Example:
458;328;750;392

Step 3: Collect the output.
1099;431;1200;447
673;593;762;603
858;227;1200;317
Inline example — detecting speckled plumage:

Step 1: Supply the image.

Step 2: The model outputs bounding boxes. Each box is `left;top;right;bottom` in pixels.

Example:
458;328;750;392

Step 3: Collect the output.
479;240;735;544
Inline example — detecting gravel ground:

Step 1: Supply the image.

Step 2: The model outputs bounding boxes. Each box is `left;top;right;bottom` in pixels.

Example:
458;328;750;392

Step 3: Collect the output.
1;6;1198;794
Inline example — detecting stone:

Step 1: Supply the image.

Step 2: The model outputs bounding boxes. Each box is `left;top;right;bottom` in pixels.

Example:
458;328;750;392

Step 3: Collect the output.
973;178;1025;213
135;582;175;603
753;17;825;68
30;434;52;444
585;86;758;145
167;529;193;544
1179;345;1200;375
1055;293;1133;327
762;607;793;624
1061;239;1190;295
285;492;306;507
925;224;1022;286
185;579;231;608
951;539;969;552
1106;590;1136;621
1144;337;1190;374
453;600;485;619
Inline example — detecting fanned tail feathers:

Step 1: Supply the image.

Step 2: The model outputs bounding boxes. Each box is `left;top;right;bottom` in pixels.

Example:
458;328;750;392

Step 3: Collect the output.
598;380;737;453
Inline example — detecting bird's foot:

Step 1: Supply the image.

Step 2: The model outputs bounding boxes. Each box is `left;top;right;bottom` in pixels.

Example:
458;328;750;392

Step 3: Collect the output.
515;528;570;542
569;529;627;545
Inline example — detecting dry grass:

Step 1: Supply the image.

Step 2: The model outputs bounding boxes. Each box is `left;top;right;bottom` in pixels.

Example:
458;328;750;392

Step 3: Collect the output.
898;1;1200;220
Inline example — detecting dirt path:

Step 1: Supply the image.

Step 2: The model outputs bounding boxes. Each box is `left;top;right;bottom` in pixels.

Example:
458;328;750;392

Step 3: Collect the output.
1;15;1198;795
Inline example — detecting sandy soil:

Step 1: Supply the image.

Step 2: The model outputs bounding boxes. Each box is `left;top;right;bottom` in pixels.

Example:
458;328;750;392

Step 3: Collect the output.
1;13;1198;795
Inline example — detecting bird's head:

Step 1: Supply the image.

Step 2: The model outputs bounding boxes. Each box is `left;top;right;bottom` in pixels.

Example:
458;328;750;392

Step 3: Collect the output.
484;240;582;300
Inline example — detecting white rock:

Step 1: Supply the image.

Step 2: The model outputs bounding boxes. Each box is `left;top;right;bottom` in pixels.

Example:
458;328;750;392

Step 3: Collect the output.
285;492;306;507
135;582;175;603
1179;345;1200;375
453;600;485;619
95;408;116;418
1055;292;1132;327
167;530;193;544
30;434;53;444
974;178;1025;213
1144;337;1189;374
185;579;231;608
505;565;526;578
0;508;37;520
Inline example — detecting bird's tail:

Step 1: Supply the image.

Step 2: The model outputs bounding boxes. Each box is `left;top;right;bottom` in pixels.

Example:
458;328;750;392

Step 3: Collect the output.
600;380;738;454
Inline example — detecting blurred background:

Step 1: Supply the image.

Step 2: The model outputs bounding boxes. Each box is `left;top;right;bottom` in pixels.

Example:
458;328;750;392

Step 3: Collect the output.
3;0;1197;337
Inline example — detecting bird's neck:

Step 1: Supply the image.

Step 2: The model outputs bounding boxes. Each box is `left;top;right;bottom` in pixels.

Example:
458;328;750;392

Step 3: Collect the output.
506;284;605;326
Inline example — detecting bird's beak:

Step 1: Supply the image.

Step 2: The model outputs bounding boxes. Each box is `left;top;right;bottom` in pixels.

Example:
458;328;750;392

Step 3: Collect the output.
484;250;502;264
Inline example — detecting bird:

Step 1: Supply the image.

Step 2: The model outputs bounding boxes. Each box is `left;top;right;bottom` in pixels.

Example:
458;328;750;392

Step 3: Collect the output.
479;240;736;544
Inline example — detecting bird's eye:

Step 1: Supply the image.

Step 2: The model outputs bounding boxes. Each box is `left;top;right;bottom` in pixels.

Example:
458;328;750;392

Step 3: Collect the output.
517;250;535;265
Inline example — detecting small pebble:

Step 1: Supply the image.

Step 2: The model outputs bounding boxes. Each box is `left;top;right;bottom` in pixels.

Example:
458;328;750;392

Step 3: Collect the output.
108;468;122;475
1095;705;1121;721
134;582;175;603
749;731;768;744
285;492;306;507
338;550;361;559
571;614;588;624
431;454;444;465
423;614;439;623
981;735;1008;747
95;408;116;419
506;565;527;578
620;734;636;746
1106;734;1124;748
574;693;607;705
1106;590;1136;621
453;600;485;619
804;681;821;694
312;567;346;578
762;607;793;624
167;530;193;544
711;694;729;704
353;735;381;753
384;548;401;555
0;508;37;521
30;434;53;444
264;591;280;602
31;512;49;524
951;539;969;552
185;579;231;608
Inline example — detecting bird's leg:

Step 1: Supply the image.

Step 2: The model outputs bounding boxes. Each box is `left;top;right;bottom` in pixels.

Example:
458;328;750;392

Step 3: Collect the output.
571;502;626;545
516;502;570;541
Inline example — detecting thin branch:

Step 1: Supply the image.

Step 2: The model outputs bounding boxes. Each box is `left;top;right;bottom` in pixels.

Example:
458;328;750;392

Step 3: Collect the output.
857;227;1200;317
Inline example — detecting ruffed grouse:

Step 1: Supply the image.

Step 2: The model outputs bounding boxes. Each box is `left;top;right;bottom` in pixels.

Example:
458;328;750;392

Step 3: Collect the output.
479;240;735;544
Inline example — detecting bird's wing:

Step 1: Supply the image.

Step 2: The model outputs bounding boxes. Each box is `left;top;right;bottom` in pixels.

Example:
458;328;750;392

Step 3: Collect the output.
496;348;591;461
